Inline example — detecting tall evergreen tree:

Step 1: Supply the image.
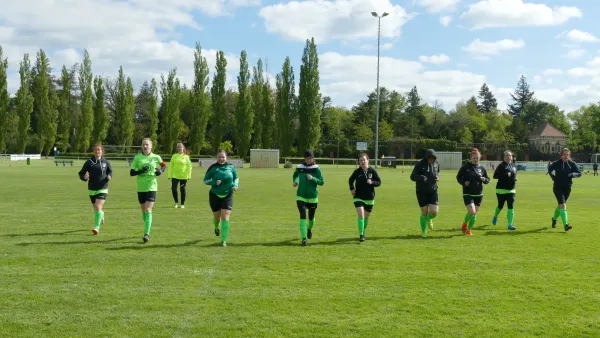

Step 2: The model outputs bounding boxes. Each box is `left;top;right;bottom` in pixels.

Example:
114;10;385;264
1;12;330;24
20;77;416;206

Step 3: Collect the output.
261;79;274;148
210;51;227;152
190;42;210;154
33;49;56;153
508;75;534;117
148;78;159;146
16;54;34;153
0;46;9;153
159;68;181;153
91;76;107;143
297;37;321;151
234;50;253;158
478;83;497;113
275;57;296;156
123;77;135;148
57;66;72;151
251;59;264;148
76;50;94;152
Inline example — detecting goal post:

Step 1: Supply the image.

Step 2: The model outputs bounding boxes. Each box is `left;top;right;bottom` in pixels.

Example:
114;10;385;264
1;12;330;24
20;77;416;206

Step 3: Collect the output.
250;149;280;168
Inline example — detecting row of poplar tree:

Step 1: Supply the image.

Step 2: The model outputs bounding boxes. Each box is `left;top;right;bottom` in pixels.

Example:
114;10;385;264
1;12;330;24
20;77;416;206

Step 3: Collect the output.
0;38;321;156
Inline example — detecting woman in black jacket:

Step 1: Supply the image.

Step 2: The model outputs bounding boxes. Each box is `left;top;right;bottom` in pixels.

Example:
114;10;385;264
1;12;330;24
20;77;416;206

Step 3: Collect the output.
78;144;113;235
456;148;490;236
492;150;517;231
348;153;381;242
548;148;581;231
410;149;440;238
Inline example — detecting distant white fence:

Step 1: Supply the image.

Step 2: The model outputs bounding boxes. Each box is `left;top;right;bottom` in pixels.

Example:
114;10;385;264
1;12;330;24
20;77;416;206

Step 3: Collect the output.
10;154;41;161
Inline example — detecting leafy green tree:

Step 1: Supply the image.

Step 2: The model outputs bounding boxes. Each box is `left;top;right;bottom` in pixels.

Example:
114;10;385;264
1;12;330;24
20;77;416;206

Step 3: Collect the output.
210;51;227;152
159;68;182;153
190;43;210;154
297;37;321;151
16;54;34;153
508;75;534;117
91;76;107;143
234;50;253;157
275;57;296;156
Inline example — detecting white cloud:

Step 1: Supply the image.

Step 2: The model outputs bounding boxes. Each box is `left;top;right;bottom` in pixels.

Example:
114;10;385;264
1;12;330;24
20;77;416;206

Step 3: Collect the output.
258;0;413;43
563;49;585;60
440;15;453;26
461;0;582;29
463;38;525;57
413;0;460;13
382;43;394;50
564;29;599;43
0;0;250;95
419;54;450;64
542;68;563;76
359;43;394;51
319;52;491;109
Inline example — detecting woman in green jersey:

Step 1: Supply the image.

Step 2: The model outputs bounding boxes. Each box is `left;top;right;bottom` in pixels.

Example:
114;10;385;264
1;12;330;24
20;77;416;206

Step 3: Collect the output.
130;138;167;243
293;149;324;246
203;150;239;247
168;143;192;209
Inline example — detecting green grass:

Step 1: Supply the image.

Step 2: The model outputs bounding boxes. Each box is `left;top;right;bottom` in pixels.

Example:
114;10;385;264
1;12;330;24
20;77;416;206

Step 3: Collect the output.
1;159;599;337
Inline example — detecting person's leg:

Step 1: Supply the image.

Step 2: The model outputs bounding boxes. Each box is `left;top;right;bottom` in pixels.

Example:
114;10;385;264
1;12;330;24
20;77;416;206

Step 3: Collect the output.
171;178;179;206
296;201;308;244
493;193;505;225
356;203;365;237
507;194;515;230
179;180;187;207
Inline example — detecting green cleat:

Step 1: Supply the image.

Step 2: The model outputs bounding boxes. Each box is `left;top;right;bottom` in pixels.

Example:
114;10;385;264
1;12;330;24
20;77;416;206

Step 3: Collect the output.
428;219;434;230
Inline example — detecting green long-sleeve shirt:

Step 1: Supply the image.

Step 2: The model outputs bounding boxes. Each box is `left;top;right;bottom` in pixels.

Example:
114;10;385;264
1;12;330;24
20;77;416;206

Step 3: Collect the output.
293;163;324;203
168;153;192;180
203;162;239;197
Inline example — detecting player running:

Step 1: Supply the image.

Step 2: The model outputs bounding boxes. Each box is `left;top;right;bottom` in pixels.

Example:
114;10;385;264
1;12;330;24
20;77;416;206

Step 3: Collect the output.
410;149;440;238
203;150;239;247
456;148;490;236
129;138;167;243
492;150;517;231
548;148;581;232
293;149;324;246
348;153;382;242
78;144;112;235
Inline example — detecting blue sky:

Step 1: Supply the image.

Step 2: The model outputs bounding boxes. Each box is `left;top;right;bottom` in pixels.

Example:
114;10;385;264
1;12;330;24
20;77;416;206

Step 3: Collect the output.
1;0;599;112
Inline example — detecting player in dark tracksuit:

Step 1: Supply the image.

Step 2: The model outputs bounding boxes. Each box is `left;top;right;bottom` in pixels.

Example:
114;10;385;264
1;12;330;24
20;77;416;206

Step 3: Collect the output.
410;149;440;238
456;148;490;236
492;150;517;231
593;163;598;176
349;153;381;242
78;144;113;235
548;148;581;232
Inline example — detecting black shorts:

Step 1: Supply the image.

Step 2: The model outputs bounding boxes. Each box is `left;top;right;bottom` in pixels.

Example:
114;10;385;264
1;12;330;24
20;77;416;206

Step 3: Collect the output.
416;191;438;208
137;191;157;204
296;201;317;219
553;186;571;204
496;193;515;209
353;200;374;213
209;192;233;212
89;193;107;204
463;195;483;206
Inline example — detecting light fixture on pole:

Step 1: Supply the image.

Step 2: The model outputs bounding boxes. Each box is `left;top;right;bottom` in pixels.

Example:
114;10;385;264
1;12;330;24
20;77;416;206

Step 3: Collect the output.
371;11;388;168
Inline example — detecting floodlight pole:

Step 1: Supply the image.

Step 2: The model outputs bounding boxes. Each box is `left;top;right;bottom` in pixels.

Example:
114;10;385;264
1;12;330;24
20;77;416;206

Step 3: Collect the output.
372;11;388;168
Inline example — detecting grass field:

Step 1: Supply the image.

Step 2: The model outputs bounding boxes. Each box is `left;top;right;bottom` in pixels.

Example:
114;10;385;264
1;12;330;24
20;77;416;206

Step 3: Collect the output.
1;159;599;337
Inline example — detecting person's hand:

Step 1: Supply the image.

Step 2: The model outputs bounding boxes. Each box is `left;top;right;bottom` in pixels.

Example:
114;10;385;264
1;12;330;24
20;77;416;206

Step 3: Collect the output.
367;179;373;184
216;180;222;186
154;170;162;176
423;176;427;182
435;176;439;181
293;182;298;187
480;177;486;182
141;166;150;173
233;187;238;192
306;174;313;180
107;175;112;181
83;172;89;180
507;172;511;177
465;181;470;186
351;189;356;196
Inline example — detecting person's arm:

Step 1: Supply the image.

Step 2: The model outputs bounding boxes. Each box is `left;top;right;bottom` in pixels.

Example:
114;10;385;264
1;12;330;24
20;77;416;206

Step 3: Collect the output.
456;165;466;185
292;167;299;184
548;162;556;181
370;169;382;187
130;155;143;176
482;168;491;184
78;160;90;181
203;165;216;186
167;154;174;179
410;162;425;182
186;155;192;180
154;156;166;176
569;161;582;178
232;166;239;189
348;170;357;190
312;167;324;186
106;160;113;180
493;163;503;179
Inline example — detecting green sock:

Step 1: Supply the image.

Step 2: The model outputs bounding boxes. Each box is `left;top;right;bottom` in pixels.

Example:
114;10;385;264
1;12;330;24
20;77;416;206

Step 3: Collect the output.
299;219;307;239
494;207;501;217
419;215;427;233
507;209;515;225
468;215;477;230
428;212;437;220
144;211;152;235
308;219;315;230
553;207;560;221
357;217;365;236
221;220;230;242
560;209;568;225
212;218;220;229
364;219;370;232
463;212;471;224
94;211;102;230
